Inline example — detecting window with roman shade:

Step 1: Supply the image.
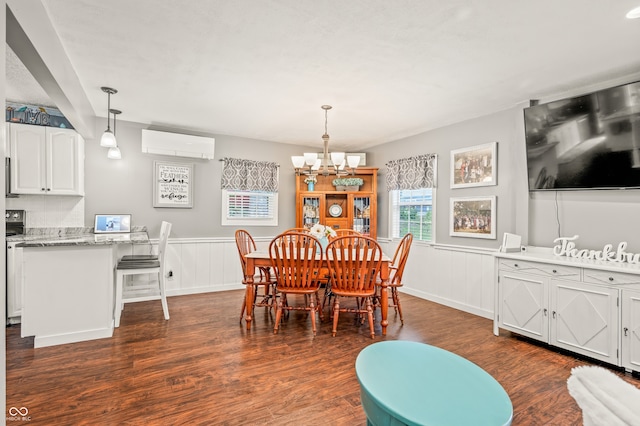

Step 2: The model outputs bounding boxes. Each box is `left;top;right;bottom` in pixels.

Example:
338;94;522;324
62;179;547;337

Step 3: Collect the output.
386;154;437;242
221;158;279;226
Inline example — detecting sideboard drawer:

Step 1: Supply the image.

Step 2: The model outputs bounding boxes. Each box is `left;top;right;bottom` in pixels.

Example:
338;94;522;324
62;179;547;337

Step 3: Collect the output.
583;269;640;286
498;259;581;280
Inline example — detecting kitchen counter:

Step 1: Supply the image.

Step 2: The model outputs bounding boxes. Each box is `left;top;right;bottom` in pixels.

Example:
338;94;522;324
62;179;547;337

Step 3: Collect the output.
14;232;149;247
18;226;152;348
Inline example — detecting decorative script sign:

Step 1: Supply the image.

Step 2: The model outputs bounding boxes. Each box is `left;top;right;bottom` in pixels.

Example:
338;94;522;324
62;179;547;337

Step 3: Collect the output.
153;161;194;208
553;235;640;264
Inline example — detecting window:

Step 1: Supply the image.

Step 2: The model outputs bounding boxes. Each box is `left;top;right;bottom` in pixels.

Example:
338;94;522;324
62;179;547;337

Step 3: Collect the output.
221;190;278;226
390;188;434;242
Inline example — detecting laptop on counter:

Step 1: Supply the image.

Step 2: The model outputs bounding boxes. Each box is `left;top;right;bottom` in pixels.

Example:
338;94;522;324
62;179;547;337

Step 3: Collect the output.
94;214;132;241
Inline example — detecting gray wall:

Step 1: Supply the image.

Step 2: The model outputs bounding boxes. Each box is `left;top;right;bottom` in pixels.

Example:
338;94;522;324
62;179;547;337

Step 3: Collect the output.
369;76;640;252
85;74;640;251
84;119;316;238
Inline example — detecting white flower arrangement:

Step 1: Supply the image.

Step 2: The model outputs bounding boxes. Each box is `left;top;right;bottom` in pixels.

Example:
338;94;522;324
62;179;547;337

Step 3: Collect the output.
304;175;317;184
309;223;337;240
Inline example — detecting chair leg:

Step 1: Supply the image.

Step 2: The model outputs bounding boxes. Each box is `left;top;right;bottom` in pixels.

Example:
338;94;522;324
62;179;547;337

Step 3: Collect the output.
366;297;375;339
332;297;340;337
309;296;317;336
393;288;404;325
315;292;324;321
240;296;246;322
114;271;124;328
158;271;170;321
274;294;285;334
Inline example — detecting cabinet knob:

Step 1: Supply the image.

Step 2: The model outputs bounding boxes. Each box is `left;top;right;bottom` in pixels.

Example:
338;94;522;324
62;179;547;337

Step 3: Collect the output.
47;188;51;191
41;188;46;191
543;308;548;316
552;311;557;319
514;263;518;268
608;277;614;282
624;327;629;336
552;269;557;273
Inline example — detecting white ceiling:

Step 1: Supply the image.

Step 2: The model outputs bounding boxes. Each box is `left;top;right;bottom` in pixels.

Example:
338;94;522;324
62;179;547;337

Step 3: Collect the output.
6;0;640;151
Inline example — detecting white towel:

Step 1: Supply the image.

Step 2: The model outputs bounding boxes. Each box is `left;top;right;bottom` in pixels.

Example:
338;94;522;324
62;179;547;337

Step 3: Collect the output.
567;365;640;426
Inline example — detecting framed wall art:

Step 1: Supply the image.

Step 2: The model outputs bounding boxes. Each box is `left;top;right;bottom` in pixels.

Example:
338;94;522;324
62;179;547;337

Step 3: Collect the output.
153;161;194;208
450;142;497;188
450;196;496;239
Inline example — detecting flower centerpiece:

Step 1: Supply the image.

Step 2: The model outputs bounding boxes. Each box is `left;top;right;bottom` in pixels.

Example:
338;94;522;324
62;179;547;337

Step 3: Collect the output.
310;223;336;248
332;177;363;191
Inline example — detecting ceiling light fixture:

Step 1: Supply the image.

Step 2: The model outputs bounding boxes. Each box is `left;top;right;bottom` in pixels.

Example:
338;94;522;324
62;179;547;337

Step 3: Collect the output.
107;108;122;160
291;105;360;176
100;86;118;148
626;6;640;18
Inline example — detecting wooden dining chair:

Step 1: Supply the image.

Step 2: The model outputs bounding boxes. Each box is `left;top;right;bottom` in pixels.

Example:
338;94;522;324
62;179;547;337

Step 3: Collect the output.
270;232;324;336
235;229;276;321
326;235;383;338
323;228;361;313
379;233;413;324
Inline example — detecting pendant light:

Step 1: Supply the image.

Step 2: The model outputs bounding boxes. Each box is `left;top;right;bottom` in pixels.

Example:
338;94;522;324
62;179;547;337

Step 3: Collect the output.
107;108;122;160
100;87;118;148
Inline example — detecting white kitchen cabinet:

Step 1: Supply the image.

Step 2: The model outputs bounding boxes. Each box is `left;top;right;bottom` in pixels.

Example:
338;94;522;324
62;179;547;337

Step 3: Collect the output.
550;279;619;365
621;289;640;372
9;123;84;195
498;270;549;342
495;248;640;373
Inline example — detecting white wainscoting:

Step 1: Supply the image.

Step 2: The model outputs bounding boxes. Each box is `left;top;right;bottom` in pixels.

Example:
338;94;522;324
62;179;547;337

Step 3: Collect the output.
124;237;496;319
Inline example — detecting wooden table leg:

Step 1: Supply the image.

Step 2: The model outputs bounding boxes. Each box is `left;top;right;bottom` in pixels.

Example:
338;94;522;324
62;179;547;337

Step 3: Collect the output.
380;262;389;335
244;258;255;330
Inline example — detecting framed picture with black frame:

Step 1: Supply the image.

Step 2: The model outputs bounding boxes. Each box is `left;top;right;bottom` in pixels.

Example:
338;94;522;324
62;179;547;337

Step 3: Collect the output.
153;161;194;208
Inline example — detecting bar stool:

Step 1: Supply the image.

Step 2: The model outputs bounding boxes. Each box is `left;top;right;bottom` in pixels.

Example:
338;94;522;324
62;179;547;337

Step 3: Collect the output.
114;221;172;327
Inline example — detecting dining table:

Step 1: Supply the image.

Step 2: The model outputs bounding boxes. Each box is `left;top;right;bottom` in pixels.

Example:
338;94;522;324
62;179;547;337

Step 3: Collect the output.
243;250;392;335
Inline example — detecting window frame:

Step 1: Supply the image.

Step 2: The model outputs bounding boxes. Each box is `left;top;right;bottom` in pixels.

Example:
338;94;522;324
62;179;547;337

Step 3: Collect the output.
221;189;278;226
389;187;435;242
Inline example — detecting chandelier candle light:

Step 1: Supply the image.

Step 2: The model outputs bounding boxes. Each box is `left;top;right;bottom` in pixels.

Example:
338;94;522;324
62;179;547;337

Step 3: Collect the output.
292;105;361;177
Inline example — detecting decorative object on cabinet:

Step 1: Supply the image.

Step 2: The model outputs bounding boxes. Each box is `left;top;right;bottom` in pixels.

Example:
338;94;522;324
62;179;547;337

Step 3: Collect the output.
304;175;317;191
107;109;122;160
153;161;194;208
295;168;377;238
450;142;497;189
100;87;118;148
450;196;496;239
332;177;363;191
6;101;74;129
291;105;361;177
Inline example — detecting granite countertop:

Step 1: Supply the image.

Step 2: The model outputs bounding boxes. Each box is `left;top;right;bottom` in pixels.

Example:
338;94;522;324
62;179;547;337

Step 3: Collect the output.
9;226;150;247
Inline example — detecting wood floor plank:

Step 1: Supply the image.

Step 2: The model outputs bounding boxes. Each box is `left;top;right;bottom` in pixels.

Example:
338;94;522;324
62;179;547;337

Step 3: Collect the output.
6;289;640;425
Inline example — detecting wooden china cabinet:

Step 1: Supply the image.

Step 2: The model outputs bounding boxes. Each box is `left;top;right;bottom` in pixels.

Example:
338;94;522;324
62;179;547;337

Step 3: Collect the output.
295;168;378;239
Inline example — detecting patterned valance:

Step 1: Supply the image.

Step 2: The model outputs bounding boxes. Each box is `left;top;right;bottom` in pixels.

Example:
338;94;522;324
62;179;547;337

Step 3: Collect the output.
386;154;437;191
221;158;279;192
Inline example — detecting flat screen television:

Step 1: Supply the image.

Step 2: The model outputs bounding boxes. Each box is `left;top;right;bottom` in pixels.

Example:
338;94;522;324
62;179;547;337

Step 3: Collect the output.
524;80;640;191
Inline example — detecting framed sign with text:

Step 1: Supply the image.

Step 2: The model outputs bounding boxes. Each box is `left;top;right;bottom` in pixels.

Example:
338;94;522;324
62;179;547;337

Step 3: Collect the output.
153;161;194;208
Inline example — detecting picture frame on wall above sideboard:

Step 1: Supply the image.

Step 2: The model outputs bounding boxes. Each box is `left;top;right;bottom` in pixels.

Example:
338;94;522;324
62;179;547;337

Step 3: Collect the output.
450;196;496;239
450;142;497;189
153;160;194;208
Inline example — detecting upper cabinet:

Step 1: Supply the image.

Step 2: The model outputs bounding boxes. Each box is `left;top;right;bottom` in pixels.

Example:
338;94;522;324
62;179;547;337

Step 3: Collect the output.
295;168;378;239
9;123;85;196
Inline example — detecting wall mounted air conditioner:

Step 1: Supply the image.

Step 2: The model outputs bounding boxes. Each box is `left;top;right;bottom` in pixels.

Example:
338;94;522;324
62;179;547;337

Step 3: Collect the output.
141;129;215;160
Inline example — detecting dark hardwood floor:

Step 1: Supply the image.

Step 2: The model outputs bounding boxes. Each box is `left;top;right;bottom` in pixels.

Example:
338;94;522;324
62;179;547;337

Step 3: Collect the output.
6;290;640;425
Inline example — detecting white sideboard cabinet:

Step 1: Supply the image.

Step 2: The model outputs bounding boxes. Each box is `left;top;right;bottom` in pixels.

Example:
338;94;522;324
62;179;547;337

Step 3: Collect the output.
494;248;640;373
9;123;85;196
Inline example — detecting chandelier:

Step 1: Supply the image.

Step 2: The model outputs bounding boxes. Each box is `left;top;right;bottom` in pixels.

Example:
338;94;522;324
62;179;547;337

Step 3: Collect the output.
291;105;360;176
